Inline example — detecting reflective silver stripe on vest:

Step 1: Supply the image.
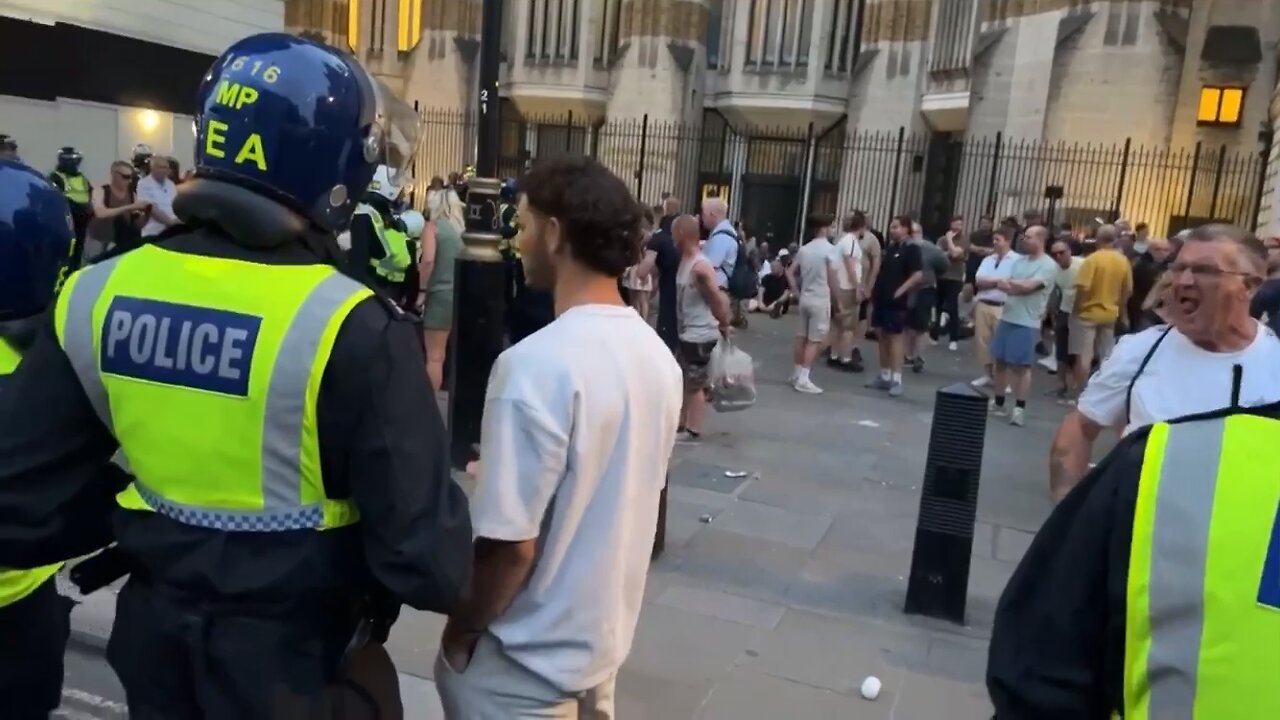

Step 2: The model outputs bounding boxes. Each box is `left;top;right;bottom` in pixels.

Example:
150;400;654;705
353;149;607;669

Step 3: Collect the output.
1145;418;1224;718
260;272;364;511
61;259;122;432
60;263;364;532
61;259;133;475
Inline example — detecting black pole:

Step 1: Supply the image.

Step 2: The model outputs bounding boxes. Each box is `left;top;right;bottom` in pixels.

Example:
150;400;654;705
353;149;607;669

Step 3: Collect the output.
636;114;649;200
887;125;905;216
1207;144;1228;220
985;131;1003;217
449;0;507;470
1182;141;1203;227
475;0;503;176
1252;133;1272;233
1111;137;1131;221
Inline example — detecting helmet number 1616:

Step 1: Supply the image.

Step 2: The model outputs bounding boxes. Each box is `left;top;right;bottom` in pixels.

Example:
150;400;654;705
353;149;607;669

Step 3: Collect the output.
228;56;281;84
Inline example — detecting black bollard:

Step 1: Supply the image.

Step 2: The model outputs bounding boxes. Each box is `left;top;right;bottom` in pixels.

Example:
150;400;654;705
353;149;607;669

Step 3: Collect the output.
446;0;505;470
652;478;668;560
904;382;988;624
447;178;506;470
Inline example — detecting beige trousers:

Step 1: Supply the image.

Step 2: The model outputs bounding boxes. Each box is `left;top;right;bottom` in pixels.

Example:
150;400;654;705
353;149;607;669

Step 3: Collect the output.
974;301;1003;367
435;634;616;720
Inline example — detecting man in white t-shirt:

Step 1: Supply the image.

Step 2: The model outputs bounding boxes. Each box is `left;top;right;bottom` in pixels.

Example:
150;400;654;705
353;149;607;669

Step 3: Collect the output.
134;155;178;238
786;214;840;394
436;157;682;717
971;228;1020;387
827;212;864;372
1049;224;1280;502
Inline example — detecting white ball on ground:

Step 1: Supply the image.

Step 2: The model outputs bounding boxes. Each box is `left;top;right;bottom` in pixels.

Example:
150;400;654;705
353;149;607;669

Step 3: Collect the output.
860;675;882;701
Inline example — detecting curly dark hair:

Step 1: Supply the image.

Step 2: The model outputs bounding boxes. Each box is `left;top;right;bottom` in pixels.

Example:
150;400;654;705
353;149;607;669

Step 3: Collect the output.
518;156;643;277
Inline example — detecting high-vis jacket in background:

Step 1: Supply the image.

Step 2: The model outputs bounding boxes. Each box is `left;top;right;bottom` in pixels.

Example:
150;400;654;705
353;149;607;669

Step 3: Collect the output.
1122;413;1280;719
52;171;90;206
54;244;371;532
355;203;411;284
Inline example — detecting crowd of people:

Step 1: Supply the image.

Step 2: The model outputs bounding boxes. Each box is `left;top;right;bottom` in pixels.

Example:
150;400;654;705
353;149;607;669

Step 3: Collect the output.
3;27;1280;718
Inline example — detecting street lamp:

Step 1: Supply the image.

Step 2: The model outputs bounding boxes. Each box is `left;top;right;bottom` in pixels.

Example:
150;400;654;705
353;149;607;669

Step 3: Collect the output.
447;0;506;469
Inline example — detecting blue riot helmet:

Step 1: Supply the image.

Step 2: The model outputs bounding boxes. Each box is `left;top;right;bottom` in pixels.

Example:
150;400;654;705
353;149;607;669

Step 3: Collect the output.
0;160;76;325
499;177;517;201
182;33;421;242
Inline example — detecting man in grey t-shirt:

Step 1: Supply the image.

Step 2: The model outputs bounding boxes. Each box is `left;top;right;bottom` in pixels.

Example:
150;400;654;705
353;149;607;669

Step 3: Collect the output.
786;215;839;394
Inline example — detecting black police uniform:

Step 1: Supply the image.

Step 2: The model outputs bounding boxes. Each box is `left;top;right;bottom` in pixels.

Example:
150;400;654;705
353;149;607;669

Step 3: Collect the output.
987;400;1280;718
348;194;420;310
500;201;555;343
0;221;472;717
0;328;75;720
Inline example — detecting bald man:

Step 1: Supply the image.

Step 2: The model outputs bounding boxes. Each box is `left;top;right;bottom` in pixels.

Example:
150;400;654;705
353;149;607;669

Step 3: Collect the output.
699;198;738;291
674;214;731;442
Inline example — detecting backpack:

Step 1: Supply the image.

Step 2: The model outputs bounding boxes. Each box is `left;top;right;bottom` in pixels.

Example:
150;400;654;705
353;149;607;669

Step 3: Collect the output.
724;232;758;300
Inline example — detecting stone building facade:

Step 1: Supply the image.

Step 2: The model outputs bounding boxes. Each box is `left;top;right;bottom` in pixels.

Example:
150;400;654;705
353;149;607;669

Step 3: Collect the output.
286;0;1280;235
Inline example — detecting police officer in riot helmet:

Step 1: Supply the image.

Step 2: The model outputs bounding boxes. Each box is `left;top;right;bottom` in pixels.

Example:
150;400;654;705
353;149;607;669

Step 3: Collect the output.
0;159;82;720
0;134;18;162
348;164;420;309
48;146;93;264
0;33;472;717
499;176;555;343
130;143;153;176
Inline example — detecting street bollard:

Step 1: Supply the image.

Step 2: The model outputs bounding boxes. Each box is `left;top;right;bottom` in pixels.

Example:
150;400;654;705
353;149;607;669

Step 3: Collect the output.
652;478;668;560
904;382;988;624
446;0;505;470
446;177;505;469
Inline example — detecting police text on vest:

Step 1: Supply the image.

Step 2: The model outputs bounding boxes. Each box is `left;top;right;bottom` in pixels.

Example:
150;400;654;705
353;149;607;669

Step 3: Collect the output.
100;297;261;397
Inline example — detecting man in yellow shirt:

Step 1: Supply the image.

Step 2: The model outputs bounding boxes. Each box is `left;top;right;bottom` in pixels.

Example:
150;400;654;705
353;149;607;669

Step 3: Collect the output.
1072;224;1132;390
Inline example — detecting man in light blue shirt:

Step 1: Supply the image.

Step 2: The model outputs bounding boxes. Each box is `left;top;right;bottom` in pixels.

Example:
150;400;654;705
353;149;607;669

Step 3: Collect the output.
699;198;737;289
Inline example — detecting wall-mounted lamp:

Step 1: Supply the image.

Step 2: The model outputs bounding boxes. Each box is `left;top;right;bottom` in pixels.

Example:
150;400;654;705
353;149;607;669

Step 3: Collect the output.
138;109;160;132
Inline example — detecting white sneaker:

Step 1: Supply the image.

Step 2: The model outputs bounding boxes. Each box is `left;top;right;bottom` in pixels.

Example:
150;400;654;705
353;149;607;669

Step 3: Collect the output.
988;398;1009;417
971;376;992;388
794;378;824;394
1010;407;1025;427
948;341;958;352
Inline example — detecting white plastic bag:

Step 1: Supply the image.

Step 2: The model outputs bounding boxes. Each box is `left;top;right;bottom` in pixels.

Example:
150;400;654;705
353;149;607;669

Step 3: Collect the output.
708;337;756;413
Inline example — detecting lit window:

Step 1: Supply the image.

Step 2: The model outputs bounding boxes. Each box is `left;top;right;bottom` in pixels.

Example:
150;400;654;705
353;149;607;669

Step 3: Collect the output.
398;0;422;51
1197;85;1245;127
348;0;360;51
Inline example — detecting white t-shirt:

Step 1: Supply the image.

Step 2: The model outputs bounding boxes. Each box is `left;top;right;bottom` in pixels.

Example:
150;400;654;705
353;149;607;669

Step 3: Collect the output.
1078;322;1280;436
135;175;177;237
472;304;682;692
833;232;863;291
974;251;1021;304
796;237;837;305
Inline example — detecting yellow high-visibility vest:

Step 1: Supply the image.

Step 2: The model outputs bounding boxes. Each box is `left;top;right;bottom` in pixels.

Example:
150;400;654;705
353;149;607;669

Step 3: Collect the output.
0;337;64;607
355;203;410;283
54;170;90;205
1123;412;1280;718
54;244;370;532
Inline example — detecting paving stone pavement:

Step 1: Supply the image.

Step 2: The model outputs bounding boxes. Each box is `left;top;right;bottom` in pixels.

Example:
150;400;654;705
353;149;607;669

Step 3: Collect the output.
376;316;1119;719
68;314;1118;719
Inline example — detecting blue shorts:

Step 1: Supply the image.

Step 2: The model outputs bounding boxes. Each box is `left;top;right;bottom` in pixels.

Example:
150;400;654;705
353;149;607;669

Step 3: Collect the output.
989;320;1039;366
